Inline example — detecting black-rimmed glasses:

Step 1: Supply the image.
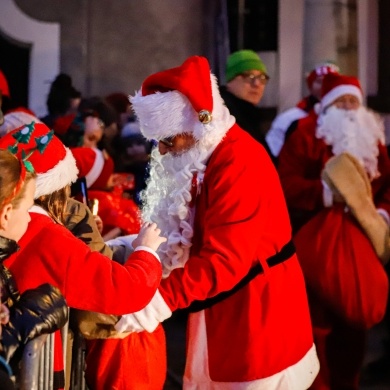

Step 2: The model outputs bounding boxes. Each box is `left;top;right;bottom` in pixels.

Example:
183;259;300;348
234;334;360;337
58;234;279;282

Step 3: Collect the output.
241;72;270;85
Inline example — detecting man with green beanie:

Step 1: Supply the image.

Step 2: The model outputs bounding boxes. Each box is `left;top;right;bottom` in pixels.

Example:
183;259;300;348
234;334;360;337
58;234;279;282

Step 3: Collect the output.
220;49;274;160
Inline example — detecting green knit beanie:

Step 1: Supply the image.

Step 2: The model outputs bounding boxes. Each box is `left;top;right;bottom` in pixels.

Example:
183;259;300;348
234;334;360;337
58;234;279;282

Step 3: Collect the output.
226;50;268;82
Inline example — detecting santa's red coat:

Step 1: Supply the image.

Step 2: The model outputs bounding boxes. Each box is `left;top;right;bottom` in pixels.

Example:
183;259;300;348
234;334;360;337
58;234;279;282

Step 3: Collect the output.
159;125;318;388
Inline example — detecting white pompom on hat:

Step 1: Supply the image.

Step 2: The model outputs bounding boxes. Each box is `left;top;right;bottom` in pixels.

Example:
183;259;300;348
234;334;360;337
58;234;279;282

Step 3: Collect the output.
320;73;363;111
0;121;78;198
130;56;235;148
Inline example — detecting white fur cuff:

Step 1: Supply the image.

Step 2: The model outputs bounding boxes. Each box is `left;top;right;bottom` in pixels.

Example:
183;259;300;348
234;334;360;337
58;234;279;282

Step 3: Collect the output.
322;180;333;207
115;290;172;333
377;208;390;225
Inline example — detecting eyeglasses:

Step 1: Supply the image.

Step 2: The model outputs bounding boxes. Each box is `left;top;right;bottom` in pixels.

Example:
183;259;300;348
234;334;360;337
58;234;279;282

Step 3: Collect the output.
159;136;175;147
240;72;270;85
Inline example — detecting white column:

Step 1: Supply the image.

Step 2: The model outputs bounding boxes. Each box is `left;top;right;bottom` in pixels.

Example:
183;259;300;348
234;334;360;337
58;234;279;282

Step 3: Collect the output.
357;0;378;99
303;0;338;74
278;0;305;112
0;0;60;117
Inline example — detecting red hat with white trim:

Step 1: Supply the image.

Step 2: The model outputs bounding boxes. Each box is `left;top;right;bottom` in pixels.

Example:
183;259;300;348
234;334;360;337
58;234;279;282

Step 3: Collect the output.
130;56;235;145
0;70;10;98
306;61;340;90
320;73;363;110
0;121;78;198
71;147;114;190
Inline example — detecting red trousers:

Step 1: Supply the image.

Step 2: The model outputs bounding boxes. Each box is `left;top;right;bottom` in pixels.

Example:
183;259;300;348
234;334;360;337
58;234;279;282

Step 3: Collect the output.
84;324;166;390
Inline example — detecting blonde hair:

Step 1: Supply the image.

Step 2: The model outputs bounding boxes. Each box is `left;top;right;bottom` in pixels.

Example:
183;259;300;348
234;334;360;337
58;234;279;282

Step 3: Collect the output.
0;149;35;212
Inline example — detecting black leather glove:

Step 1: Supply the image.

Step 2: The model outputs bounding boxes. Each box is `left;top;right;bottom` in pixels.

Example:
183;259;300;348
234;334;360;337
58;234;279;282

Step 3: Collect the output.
0;283;68;362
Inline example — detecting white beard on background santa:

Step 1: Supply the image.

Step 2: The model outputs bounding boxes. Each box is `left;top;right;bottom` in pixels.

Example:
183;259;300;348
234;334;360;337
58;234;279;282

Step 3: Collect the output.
316;105;385;180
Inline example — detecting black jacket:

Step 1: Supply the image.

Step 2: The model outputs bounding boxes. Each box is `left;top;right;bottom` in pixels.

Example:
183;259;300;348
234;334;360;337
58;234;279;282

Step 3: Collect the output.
220;86;276;164
0;236;68;375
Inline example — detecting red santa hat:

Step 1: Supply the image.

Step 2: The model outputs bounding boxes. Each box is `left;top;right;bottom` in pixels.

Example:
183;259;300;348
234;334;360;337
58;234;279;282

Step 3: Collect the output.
0;70;10;98
320;73;363;110
71;147;114;190
130;56;234;144
0;121;78;198
306;61;339;90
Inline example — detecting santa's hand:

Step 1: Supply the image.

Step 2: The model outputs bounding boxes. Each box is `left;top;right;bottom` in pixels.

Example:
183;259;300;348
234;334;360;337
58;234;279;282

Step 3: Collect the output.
115;290;172;333
132;222;167;252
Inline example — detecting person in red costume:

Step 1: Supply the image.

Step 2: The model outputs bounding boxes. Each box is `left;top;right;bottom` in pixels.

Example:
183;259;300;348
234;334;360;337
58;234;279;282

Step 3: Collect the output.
71;146;141;238
278;73;390;390
97;56;320;390
0;121;166;390
266;61;339;159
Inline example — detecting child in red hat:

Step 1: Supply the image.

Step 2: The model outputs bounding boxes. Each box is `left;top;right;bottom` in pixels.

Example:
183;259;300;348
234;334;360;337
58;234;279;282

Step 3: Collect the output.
0;149;68;389
0;121;166;389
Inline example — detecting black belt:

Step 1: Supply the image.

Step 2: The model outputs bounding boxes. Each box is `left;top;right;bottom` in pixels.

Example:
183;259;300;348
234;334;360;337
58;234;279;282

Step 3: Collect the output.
188;240;295;313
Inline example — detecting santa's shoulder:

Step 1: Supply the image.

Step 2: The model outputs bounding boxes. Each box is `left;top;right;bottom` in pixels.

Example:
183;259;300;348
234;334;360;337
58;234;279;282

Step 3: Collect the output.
210;124;274;170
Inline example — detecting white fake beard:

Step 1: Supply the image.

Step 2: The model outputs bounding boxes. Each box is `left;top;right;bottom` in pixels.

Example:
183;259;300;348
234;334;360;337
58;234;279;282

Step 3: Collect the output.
316;106;385;180
140;143;213;277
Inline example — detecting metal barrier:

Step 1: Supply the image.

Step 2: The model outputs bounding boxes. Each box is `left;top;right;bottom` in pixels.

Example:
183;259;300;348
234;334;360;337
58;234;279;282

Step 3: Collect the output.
69;330;88;390
18;333;53;390
16;317;94;390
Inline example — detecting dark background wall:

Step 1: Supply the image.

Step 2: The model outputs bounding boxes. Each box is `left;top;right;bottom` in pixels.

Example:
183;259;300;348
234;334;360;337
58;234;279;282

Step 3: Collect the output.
14;0;209;99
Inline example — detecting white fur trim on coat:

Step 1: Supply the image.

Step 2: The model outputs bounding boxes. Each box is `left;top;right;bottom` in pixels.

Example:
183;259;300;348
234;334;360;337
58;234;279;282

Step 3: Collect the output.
183;311;320;390
130;74;235;148
321;85;363;111
115;290;171;333
35;147;79;199
85;148;104;188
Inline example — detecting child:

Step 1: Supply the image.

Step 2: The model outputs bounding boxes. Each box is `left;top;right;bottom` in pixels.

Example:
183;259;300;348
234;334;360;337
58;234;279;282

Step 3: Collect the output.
0;149;68;389
0;122;166;389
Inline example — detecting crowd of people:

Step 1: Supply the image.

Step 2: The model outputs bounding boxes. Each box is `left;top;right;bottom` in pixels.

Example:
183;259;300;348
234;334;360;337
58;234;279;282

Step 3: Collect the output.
0;48;389;390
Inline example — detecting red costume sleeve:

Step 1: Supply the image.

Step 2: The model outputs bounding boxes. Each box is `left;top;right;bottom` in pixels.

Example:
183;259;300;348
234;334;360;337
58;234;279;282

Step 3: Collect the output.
278;115;326;212
6;215;162;316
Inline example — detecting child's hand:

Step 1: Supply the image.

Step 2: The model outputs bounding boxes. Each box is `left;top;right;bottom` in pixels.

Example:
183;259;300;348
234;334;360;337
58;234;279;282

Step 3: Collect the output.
132;222;167;252
93;215;104;234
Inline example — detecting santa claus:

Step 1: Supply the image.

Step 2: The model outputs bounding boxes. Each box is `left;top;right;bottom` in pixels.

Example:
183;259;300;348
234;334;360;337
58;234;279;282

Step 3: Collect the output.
109;55;319;389
278;72;390;390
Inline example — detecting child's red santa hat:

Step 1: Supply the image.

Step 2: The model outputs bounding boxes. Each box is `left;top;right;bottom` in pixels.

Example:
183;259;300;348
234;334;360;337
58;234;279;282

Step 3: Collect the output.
320;73;363;111
0;121;78;198
71;147;114;190
0;70;10;98
130;56;234;146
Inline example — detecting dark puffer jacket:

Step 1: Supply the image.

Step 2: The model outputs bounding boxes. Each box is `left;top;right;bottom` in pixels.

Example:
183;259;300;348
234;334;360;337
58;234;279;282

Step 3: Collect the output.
0;236;68;377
